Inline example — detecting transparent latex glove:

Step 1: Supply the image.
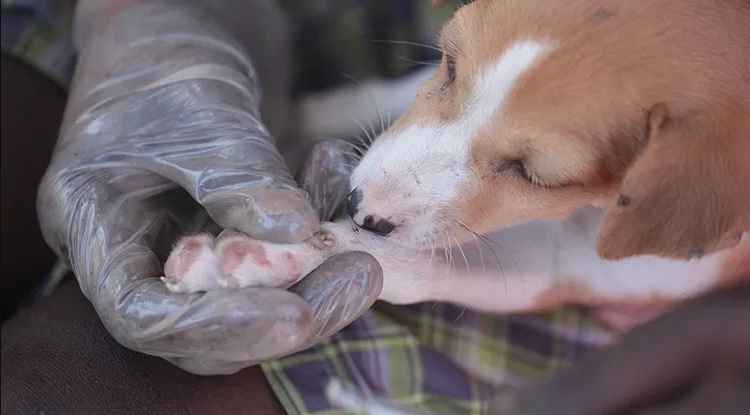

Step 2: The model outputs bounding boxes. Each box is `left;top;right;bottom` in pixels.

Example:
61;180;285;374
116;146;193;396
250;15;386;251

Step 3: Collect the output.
37;0;381;375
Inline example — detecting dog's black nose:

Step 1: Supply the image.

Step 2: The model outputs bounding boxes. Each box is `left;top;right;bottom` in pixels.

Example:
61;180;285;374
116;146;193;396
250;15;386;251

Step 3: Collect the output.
362;215;396;236
347;188;396;236
346;188;362;219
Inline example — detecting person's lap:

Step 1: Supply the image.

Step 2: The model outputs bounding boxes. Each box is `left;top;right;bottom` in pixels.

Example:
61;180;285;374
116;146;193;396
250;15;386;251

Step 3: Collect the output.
1;281;285;415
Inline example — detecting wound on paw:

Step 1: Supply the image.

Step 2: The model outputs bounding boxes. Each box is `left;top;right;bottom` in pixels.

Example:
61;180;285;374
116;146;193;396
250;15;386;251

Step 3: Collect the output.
309;230;337;250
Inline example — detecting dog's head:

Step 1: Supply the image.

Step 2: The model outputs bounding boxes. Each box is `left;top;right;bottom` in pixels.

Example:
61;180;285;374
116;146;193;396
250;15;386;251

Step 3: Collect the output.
348;0;749;259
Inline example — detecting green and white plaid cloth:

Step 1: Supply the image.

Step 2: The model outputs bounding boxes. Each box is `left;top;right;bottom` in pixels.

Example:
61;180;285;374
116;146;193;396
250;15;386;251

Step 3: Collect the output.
263;302;610;415
2;1;614;413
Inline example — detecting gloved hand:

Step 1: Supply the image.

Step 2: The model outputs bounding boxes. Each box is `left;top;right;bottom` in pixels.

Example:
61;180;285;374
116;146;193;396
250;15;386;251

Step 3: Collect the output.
37;0;381;375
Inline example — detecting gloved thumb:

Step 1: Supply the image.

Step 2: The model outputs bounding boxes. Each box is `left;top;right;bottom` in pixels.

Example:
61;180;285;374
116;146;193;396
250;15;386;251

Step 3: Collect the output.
298;139;358;222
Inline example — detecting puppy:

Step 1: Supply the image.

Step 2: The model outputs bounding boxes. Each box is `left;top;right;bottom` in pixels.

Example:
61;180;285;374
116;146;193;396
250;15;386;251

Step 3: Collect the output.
164;0;750;328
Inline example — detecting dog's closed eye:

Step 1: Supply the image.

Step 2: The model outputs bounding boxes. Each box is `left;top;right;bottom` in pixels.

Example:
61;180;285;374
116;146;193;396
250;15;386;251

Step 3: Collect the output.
440;54;457;92
491;159;549;187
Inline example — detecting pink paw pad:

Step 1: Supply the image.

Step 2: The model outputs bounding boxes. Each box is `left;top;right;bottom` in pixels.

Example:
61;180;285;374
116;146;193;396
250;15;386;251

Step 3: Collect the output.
162;231;334;293
215;234;314;289
162;234;220;293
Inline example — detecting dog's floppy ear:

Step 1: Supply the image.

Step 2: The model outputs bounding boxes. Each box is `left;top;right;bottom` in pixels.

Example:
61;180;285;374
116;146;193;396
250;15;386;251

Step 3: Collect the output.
597;104;750;260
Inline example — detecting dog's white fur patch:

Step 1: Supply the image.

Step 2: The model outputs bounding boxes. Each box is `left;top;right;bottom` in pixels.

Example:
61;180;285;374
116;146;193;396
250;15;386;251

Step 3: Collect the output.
350;40;553;246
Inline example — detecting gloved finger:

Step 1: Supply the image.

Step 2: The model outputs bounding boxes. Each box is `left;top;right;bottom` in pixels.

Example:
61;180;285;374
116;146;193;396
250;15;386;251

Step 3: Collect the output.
129;77;317;242
76;63;317;244
40;169;316;373
161;252;382;373
298;139;358;222
290;251;383;345
63;0;318;243
105;278;316;366
95;216;316;364
138;253;381;374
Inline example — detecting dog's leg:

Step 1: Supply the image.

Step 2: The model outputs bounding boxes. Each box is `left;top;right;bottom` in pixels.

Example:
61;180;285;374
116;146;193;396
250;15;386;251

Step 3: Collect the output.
417;208;736;315
163;208;737;323
161;220;561;312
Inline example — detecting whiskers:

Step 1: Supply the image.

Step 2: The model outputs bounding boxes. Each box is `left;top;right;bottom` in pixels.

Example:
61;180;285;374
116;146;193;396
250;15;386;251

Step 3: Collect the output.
454;219;508;292
420;218;507;286
395;56;440;68
439;231;471;277
370;39;444;54
337;136;367;163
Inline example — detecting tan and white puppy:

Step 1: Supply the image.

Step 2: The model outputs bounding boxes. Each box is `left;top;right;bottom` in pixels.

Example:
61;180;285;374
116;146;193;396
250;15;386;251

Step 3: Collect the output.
164;0;750;327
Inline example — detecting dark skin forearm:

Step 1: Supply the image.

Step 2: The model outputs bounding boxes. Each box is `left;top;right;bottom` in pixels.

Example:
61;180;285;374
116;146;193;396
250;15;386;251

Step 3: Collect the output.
500;282;750;415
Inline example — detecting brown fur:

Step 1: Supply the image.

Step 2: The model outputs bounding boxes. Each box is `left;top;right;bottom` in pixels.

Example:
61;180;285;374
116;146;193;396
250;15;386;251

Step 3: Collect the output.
598;104;750;259
399;0;750;260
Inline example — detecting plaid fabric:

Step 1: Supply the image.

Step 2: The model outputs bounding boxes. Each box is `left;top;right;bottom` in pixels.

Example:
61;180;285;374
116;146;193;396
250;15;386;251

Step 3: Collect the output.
3;2;614;414
263;303;610;415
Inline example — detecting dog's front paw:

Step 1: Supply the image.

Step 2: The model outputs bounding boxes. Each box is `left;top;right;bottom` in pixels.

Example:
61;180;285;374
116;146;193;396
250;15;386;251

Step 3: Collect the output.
162;234;221;293
163;232;329;293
